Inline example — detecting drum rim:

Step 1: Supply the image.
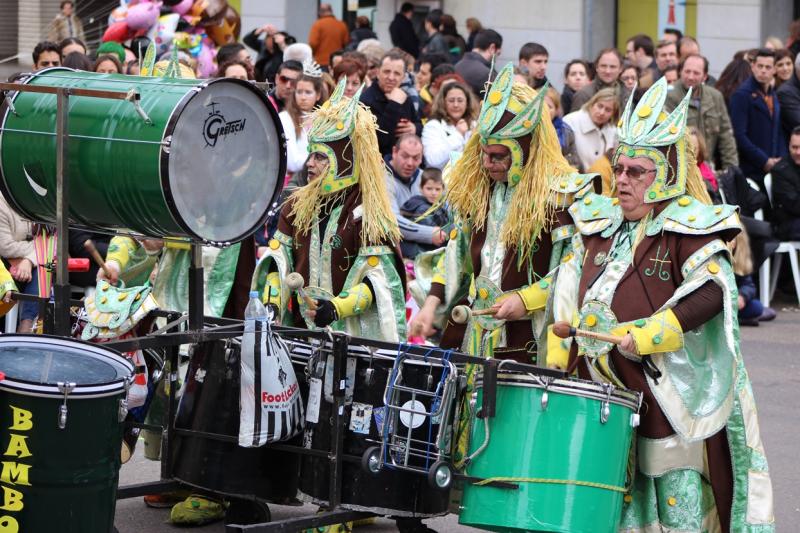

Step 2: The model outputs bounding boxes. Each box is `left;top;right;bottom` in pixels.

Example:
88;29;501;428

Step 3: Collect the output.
159;77;287;245
484;372;641;411
0;333;133;397
0;67;77;226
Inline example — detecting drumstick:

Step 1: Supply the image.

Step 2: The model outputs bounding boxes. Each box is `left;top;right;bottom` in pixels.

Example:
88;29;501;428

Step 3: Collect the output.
451;304;497;324
83;239;114;280
552;321;625;345
285;272;318;310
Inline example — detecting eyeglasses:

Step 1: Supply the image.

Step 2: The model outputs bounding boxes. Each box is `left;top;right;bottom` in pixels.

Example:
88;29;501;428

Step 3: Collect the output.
481;150;512;165
278;75;298;85
612;164;657;180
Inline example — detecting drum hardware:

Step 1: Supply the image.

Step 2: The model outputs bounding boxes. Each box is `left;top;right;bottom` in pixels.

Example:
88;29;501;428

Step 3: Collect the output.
540;377;552;410
364;347;376;385
161;135;172;154
123;88;152;125
600;383;613;424
4;96;17;116
57;381;76;429
118;378;130;422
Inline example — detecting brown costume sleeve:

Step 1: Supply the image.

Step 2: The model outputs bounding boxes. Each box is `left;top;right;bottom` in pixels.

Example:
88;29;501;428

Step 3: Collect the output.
429;282;445;301
671;280;724;331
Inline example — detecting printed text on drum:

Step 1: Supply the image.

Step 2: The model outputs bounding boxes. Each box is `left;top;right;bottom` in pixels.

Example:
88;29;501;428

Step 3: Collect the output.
1;405;34;532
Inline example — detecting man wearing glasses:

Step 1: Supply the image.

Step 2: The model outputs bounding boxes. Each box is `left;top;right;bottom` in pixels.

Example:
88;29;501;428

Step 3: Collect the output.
547;77;773;532
268;60;302;112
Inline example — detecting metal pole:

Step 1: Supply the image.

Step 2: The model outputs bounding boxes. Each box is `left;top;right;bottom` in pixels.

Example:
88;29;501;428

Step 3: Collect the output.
188;244;204;330
54;88;71;337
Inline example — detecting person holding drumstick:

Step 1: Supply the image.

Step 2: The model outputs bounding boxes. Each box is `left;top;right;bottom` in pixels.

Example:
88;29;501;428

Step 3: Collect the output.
252;76;407;341
546;77;773;531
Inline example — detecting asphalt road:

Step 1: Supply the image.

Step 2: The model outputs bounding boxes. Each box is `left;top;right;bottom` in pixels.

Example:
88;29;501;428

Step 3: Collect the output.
114;303;800;532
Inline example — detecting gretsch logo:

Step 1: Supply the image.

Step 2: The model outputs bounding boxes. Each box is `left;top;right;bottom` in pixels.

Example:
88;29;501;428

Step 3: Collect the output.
203;102;246;147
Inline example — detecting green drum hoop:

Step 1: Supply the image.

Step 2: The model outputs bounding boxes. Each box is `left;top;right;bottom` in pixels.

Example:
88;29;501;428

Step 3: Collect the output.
459;372;641;533
0;68;285;245
0;334;133;533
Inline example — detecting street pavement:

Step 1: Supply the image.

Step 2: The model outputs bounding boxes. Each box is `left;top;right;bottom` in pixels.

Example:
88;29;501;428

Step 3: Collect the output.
115;301;800;532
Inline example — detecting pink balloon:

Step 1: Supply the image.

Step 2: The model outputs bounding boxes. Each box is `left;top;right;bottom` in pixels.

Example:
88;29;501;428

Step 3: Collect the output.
172;0;193;14
196;42;217;78
126;1;161;30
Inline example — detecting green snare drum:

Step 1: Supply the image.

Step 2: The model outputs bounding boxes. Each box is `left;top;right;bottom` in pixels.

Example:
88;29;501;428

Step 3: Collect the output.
0;68;285;244
459;373;641;533
0;335;133;533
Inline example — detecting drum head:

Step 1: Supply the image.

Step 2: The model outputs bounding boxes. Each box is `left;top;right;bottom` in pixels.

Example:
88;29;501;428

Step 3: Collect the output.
0;335;133;397
164;79;285;243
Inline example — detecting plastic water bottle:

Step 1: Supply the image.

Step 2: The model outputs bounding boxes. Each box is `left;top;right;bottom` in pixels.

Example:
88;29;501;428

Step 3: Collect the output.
245;290;268;328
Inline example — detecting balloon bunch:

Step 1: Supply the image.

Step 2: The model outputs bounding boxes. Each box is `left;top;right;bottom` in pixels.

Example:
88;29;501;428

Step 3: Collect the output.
103;0;241;78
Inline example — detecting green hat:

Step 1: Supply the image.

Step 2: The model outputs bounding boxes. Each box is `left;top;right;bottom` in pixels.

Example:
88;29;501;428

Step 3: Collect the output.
96;41;126;63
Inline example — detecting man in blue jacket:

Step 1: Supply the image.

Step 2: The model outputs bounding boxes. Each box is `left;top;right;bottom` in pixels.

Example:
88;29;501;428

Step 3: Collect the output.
729;48;787;187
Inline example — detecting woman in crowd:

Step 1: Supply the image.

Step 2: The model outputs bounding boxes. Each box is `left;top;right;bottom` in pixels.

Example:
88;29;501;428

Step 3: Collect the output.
0;196;39;333
279;68;328;178
59;36;86;59
716;50;756;104
421;81;478;169
774;48;794;88
350;16;378;49
62;51;92;70
619;62;640;92
464;17;482;52
94;53;122;74
561;59;592;116
215;59;255;81
544;86;581;170
439;14;466;61
333;58;367;98
563;87;619;172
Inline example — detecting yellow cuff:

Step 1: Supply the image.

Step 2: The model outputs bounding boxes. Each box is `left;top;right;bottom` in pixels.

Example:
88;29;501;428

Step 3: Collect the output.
106;237;136;270
516;277;552;313
546;324;570;369
432;274;446;285
612;308;683;355
262;271;282;308
331;282;373;319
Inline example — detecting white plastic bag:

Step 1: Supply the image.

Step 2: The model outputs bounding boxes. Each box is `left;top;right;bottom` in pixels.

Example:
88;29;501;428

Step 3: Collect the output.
239;318;304;447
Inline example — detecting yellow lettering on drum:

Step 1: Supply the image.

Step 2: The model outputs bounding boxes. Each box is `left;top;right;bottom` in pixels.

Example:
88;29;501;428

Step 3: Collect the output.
0;486;22;512
2;436;31;459
0;463;30;487
8;407;32;432
0;515;20;533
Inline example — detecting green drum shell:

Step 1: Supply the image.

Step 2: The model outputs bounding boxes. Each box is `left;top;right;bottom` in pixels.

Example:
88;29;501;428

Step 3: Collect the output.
0;68;285;244
459;374;639;533
0;335;132;533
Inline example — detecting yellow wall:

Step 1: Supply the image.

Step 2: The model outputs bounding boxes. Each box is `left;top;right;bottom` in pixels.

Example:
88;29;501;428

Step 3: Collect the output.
616;0;697;51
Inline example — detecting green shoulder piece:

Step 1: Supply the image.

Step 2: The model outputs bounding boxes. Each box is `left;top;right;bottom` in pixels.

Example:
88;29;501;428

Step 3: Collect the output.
568;192;620;236
550;172;600;208
648;196;741;237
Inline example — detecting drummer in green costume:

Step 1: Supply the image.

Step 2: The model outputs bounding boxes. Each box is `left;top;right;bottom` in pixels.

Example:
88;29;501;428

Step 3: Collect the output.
251;77;406;341
547;77;774;531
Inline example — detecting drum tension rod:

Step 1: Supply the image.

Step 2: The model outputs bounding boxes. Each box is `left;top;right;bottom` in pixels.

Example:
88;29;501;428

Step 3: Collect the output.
5;97;17;117
57;381;76;430
125;89;153;125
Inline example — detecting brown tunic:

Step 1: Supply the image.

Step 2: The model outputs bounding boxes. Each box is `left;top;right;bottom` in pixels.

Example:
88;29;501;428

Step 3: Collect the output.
277;186;406;327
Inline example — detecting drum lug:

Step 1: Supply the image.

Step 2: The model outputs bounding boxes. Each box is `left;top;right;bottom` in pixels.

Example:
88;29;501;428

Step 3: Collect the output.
125;89;153;125
5;97;18;117
540;377;552;411
118;378;131;422
57;381;76;430
630;413;640;428
162;135;172;154
600;383;613;424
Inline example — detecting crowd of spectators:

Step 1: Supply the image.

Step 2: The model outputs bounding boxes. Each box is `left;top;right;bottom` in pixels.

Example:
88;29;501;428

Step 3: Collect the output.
10;3;800;328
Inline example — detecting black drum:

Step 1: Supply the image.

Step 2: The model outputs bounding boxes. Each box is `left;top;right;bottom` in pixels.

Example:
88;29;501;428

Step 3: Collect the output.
294;340;452;517
171;338;304;501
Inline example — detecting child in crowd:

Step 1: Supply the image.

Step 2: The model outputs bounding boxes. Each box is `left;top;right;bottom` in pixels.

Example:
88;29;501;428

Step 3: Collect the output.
731;228;776;326
399;168;449;258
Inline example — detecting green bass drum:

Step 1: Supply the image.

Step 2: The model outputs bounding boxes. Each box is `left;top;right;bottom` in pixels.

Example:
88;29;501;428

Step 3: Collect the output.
0;334;133;533
459;373;641;533
0;68;285;244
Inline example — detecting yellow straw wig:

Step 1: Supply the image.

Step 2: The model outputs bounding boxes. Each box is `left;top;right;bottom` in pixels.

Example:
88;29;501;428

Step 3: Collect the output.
287;103;401;247
445;83;577;263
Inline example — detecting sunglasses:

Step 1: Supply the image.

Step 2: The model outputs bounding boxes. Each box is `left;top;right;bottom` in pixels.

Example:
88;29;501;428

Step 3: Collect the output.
278;75;298;84
612;164;657;180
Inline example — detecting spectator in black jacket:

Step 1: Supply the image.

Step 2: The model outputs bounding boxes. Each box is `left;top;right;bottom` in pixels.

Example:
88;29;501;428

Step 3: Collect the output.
454;29;502;97
361;51;423;155
389;2;419;58
777;54;800;138
770;126;800;239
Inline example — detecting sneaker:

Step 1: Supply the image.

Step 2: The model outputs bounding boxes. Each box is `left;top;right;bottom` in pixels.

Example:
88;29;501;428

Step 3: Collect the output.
739;317;760;327
759;307;777;321
169;495;226;526
143;490;192;509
